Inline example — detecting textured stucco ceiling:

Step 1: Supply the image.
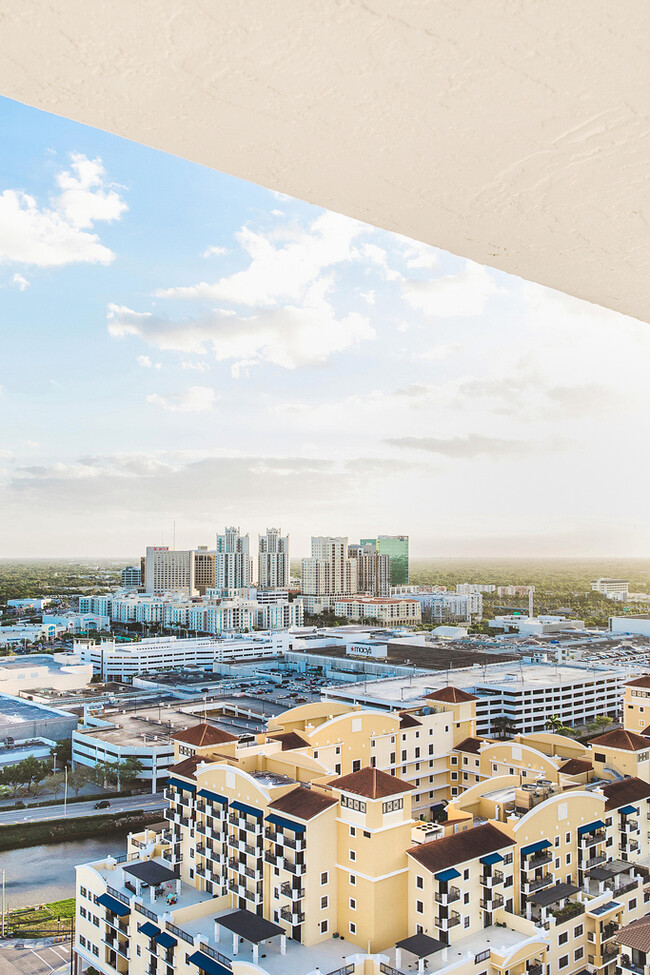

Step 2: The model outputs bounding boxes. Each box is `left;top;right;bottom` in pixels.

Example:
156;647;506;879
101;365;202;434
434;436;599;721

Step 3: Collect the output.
0;0;648;320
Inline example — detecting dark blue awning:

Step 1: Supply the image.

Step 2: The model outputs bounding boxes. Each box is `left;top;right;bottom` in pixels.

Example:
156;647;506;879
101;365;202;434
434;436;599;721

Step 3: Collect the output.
231;800;263;818
138;922;161;938
480;852;504;866
578;819;605;836
155;931;177;949
266;813;306;833
198;788;228;805
619;805;639;816
521;839;552;857
435;867;461;882
167;776;197;793
188;950;232;975
97;893;130;916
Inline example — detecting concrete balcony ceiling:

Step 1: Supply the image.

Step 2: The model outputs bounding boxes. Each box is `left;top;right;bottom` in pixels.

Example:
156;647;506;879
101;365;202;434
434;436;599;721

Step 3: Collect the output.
0;0;648;321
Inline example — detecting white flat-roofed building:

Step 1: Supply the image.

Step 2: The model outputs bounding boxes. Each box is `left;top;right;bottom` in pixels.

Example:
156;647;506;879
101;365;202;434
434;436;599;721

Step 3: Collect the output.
489;614;585;636
456;583;496;594
592;577;630;601
323;660;630;737
333;596;421;625
393;590;482;622
72;633;287;680
611;614;650;638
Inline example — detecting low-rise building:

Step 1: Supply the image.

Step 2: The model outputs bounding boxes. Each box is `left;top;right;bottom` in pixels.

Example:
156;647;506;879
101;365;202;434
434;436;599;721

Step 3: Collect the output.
333;596;422;625
592;578;630;602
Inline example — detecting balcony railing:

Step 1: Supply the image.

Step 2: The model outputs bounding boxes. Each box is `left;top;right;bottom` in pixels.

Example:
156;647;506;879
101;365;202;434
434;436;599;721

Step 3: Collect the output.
585;853;607;868
280;882;305;899
280;907;305;924
198;943;232;968
526;875;552;892
527;851;553;868
527;964;543;975
438;911;461;929
620;955;646;975
106;886;131;906
481;870;504;886
481;894;504;910
580;830;606;844
435;886;460;903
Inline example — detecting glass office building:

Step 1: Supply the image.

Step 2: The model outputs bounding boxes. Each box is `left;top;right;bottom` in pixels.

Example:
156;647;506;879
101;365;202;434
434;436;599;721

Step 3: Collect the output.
360;535;409;585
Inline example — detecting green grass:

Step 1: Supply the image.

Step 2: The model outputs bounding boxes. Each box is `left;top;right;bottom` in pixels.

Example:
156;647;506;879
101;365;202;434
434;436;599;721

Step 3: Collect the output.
7;897;76;937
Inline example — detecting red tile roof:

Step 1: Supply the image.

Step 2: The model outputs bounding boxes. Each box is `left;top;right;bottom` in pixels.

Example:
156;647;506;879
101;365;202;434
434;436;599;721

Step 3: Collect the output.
427;686;478;704
590;729;650;752
625;674;650;689
268;731;310;751
171;722;237;746
329;766;415;799
268;787;338;820
408;823;514;873
399;712;422;729
558;758;592;775
616;915;650;952
168;756;202;780
454;737;483;754
602;776;650;811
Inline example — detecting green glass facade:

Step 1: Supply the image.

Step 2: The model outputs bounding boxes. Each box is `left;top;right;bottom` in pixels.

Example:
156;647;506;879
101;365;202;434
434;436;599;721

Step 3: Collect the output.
360;535;409;585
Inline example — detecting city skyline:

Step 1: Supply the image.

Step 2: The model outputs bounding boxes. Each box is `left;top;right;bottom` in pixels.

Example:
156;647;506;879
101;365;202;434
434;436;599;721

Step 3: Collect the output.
2;96;650;558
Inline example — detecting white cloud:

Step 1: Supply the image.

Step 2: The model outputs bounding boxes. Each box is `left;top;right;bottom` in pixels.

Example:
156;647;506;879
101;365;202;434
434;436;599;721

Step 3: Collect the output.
401;260;500;317
181;360;210;372
359;289;376;305
0;153;127;267
202;245;228;258
146;385;216;412
11;273;29;291
108;299;374;372
157;210;363;307
136;354;161;369
55;154;128;229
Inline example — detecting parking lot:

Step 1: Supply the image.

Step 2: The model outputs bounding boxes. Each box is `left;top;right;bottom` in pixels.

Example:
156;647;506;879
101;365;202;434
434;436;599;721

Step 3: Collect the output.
0;942;71;975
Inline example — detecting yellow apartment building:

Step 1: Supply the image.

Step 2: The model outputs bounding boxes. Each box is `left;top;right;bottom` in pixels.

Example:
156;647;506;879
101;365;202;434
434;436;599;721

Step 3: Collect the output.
73;686;650;975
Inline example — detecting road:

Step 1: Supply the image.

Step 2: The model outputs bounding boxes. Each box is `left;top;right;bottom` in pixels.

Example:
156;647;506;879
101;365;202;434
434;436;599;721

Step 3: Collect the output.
0;794;165;826
0;941;71;975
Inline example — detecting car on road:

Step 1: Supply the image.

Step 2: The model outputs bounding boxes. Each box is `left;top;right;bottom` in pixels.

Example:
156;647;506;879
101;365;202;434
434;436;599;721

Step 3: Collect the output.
94;799;111;809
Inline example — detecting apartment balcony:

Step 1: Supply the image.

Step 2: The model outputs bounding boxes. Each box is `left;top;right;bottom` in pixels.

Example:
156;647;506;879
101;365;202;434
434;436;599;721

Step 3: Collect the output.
602;923;617;942
103;938;129;960
280;881;305;900
281;835;306;852
526;851;553;869
280;906;305;924
480;894;504;910
480;870;504;887
585;853;607;868
196;823;207;835
105;916;129;937
283;860;306;876
196;844;207;856
620;954;647;975
228;813;263;832
195;801;205;812
437;911;461;930
527;965;543;975
601;944;620;963
435;886;460;904
228;837;258;857
162;850;183;865
580;830;606;845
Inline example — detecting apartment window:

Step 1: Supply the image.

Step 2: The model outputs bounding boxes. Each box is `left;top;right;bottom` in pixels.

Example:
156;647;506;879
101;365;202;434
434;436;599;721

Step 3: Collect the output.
565;853;571;865
559;956;569;969
350;874;356;885
559;932;568;945
565;832;570;844
574;947;584;961
450;756;458;765
341;796;367;813
79;907;87;919
463;869;470;881
335;764;341;775
320;920;328;934
415;747;420;758
416;900;424;914
80;886;87;898
349;850;356;861
416;875;424;889
349;898;356;910
574;924;583;938
313;750;319;759
464;917;470;928
554;836;560;848
463;892;470;905
321;872;329;885
630;898;637;910
429;744;434;755
383;798;404;814
335;746;341;755
594;752;606;763
390;752;396;764
451;772;458;781
364;830;371;838
352;760;361;772
350;922;357;935
401;750;407;762
321;896;328;909
350;826;356;837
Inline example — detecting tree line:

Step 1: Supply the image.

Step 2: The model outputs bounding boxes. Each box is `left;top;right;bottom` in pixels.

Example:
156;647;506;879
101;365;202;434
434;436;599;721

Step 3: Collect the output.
0;753;143;798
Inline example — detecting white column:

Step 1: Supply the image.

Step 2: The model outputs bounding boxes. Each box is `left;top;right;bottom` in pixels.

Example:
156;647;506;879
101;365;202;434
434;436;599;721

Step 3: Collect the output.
214;922;220;942
149;885;155;904
253;944;259;964
418;960;424;974
280;934;286;956
396;947;402;968
233;932;238;955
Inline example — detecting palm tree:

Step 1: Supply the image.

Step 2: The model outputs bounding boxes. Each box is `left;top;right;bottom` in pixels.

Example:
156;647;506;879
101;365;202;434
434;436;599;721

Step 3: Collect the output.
546;715;562;734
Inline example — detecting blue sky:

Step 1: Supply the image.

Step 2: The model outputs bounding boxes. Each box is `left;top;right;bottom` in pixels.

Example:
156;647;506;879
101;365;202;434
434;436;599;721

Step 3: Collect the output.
1;95;648;559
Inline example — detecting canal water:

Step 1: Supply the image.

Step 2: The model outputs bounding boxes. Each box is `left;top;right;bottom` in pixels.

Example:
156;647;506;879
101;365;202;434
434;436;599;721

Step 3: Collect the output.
0;837;127;910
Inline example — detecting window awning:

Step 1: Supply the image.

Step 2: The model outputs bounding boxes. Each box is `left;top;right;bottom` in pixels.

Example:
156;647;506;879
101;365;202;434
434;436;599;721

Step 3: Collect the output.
619;805;638;816
188;950;232;975
230;800;263;818
97;893;130;916
578;819;605;836
521;839;552;857
266;813;306;834
155;931;177;949
198;788;228;805
480;852;504;866
435;867;461;882
167;776;196;793
138;922;161;939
